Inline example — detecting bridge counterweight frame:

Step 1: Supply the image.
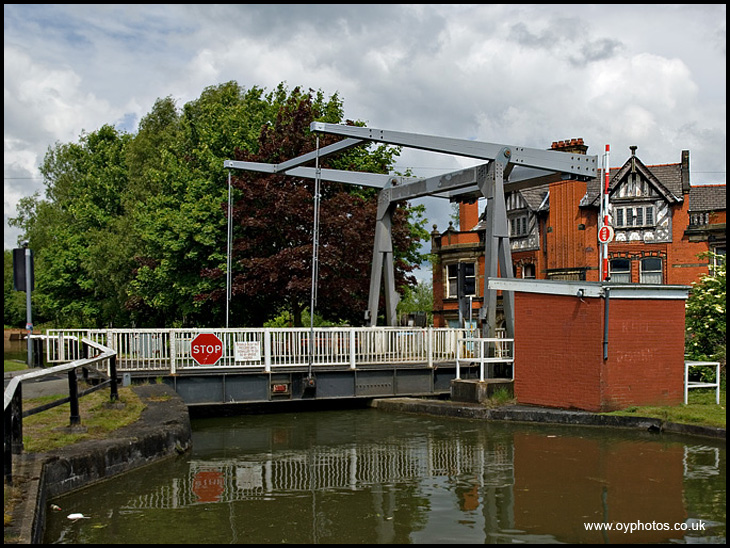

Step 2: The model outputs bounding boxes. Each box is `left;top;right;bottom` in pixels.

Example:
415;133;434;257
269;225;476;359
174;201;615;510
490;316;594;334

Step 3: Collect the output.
225;123;597;336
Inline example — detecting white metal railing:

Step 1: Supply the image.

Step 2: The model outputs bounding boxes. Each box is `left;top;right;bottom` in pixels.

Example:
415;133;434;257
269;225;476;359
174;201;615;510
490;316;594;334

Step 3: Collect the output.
45;327;476;374
456;336;514;382
684;360;721;405
5;335;118;484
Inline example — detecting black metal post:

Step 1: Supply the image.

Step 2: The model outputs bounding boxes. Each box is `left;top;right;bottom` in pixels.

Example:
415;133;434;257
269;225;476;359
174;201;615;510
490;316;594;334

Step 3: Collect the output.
109;354;119;402
68;368;81;426
10;385;23;455
3;415;10;484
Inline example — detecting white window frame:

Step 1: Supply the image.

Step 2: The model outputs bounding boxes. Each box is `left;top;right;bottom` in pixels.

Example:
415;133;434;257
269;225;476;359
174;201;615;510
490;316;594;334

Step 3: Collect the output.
708;246;725;276
509;214;529;237
614;205;655;228
446;262;477;298
609;258;631;283
640;257;663;284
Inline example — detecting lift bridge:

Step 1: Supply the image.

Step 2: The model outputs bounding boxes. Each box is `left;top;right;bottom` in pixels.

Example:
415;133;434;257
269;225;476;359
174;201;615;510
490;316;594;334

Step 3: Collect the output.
225;122;597;339
37;125;595;407
43;327;512;405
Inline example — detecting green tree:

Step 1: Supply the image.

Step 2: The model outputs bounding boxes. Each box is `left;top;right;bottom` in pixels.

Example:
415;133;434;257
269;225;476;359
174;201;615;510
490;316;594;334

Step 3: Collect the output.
685;252;726;368
397;280;434;325
127;82;283;326
213;88;426;326
9;81;429;328
9;125;133;327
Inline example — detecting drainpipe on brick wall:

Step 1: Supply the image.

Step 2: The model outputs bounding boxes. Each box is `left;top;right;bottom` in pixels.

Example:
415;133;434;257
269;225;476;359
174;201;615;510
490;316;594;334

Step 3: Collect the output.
603;287;611;360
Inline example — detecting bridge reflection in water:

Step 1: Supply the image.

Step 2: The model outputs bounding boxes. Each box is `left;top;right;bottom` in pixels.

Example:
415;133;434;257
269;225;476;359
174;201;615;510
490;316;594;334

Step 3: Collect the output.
46;410;726;544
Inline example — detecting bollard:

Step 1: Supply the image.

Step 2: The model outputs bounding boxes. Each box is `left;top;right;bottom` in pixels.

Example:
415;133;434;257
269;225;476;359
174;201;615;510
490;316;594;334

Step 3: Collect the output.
68;368;81;426
110;354;119;402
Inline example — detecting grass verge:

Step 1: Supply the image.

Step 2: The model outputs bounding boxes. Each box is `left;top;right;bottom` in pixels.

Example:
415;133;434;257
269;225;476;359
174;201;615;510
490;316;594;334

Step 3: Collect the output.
602;387;726;429
3;359;27;373
20;385;146;453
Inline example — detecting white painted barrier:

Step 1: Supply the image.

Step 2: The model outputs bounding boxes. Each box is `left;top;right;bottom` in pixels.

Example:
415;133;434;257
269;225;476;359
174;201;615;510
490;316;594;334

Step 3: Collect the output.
45;327;488;373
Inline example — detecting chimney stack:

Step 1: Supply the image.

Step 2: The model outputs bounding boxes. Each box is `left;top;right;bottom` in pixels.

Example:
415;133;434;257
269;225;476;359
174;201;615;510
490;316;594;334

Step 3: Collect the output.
550;138;588;155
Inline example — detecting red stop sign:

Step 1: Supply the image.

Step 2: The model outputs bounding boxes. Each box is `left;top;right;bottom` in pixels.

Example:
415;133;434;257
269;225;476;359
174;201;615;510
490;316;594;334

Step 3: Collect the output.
191;333;223;365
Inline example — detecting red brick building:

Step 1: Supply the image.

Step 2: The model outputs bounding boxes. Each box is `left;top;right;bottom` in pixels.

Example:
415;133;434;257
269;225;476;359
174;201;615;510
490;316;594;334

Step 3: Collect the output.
432;143;726;328
488;279;689;411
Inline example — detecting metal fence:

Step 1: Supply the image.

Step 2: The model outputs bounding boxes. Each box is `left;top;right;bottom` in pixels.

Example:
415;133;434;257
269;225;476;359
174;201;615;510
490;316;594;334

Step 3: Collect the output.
4;335;118;484
44;327;483;374
456;336;515;382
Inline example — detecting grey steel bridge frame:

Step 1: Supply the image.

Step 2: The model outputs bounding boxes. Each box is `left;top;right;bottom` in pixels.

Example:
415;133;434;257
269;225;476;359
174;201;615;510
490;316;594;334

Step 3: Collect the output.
224;123;597;337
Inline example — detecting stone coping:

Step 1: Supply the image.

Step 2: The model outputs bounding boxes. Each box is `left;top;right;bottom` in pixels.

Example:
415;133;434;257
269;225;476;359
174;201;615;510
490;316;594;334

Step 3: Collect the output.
370;398;726;439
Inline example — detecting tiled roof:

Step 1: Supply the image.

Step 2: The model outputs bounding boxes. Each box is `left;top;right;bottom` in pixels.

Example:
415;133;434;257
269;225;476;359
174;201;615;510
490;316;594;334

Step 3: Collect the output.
580;161;685;207
520;185;550;211
688;185;727;212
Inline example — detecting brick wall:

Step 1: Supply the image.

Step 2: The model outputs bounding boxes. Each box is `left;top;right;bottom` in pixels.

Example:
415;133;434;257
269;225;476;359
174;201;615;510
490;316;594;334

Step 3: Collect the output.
514;291;685;411
545;180;593;272
664;198;710;285
601;298;685;410
514;292;604;410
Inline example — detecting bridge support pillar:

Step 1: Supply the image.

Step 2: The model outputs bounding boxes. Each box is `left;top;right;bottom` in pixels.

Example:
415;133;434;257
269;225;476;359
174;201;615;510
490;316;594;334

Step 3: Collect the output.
450;379;514;404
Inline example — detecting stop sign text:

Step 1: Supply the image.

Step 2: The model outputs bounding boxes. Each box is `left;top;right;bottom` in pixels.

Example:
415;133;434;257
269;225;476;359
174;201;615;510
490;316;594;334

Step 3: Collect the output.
191;333;223;365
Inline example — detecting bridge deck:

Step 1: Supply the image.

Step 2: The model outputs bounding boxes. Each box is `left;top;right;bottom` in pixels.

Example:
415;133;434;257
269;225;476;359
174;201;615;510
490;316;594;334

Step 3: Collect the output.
41;328;512;405
162;362;482;406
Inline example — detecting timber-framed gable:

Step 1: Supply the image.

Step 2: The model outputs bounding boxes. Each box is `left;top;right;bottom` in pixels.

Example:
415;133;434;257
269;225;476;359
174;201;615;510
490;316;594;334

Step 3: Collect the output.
604;149;682;244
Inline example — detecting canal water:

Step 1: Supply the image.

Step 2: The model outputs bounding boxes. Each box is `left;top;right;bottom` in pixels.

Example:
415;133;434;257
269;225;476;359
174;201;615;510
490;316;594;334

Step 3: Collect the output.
44;406;725;544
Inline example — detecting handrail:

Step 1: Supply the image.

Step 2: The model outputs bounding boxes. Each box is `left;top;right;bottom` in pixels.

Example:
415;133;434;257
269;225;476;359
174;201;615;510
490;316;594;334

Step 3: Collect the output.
44;327;477;373
4;335;118;485
456;337;515;382
684;360;721;405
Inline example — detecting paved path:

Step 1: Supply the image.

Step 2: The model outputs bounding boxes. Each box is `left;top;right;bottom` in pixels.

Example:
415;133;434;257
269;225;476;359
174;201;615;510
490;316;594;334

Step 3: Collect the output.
4;368;69;399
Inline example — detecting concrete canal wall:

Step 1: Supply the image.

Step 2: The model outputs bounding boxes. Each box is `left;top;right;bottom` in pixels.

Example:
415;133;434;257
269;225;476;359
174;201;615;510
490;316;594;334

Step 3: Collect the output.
7;384;191;544
371;397;726;439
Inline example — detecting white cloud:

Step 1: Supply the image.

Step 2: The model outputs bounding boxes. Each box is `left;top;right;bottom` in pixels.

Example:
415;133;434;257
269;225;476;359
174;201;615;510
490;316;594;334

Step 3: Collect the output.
3;4;726;251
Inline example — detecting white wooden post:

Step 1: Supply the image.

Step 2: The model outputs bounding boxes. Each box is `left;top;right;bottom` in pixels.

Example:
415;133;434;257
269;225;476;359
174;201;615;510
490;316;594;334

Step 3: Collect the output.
346;329;355;369
427;327;433;369
264;329;272;372
170;330;177;374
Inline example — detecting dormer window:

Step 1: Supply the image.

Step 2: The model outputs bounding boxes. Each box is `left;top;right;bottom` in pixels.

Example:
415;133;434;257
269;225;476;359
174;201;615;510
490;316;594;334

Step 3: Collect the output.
615;205;655;228
509;215;529;237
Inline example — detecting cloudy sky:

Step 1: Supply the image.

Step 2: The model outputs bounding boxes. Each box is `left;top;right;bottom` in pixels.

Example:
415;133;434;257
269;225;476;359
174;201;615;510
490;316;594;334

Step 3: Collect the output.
4;4;727;276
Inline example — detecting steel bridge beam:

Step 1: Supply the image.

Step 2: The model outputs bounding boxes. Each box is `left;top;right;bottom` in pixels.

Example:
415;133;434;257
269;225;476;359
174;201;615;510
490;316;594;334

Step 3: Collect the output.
310;122;597;178
226;123;597;334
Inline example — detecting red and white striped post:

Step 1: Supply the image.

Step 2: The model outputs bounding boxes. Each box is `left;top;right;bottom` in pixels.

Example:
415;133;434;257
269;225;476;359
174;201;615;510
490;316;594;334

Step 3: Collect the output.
600;145;610;281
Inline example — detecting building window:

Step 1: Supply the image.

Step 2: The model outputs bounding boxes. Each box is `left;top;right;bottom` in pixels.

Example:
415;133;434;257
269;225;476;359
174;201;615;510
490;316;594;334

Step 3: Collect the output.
522;264;536;279
446;263;476;298
640;258;663;284
614;205;655;228
509;215;529;237
609;259;631;282
710;246;725;276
